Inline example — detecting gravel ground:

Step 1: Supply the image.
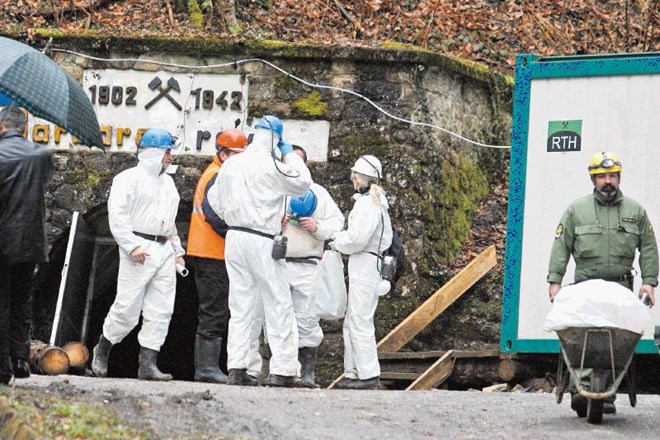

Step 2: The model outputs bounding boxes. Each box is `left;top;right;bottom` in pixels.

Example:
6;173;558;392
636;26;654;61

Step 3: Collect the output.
6;375;660;439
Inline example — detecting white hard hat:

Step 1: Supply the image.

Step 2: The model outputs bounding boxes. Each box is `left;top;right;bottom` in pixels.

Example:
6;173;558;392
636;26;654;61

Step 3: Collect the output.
351;155;382;179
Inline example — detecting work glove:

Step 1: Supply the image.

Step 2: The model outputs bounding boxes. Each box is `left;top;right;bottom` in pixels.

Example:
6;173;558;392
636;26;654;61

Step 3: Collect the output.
278;140;293;155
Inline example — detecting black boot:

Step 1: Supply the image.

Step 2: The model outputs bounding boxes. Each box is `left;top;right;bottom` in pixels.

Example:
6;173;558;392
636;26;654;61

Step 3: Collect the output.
297;347;319;388
194;335;228;384
11;358;30;379
137;346;173;381
264;374;297;388
227;368;259;386
91;335;113;378
337;376;380;390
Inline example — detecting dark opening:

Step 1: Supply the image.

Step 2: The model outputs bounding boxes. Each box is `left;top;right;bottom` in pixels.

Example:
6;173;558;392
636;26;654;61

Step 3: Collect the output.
34;205;202;381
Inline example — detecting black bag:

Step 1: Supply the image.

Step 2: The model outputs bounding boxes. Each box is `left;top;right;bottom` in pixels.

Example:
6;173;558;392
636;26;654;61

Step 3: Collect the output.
385;228;405;292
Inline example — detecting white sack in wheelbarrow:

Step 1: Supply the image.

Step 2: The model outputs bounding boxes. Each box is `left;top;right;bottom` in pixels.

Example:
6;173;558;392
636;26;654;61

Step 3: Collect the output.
543;279;651;334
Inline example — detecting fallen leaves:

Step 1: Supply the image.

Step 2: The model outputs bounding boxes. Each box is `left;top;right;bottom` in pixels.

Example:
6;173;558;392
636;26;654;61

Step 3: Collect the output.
0;0;657;74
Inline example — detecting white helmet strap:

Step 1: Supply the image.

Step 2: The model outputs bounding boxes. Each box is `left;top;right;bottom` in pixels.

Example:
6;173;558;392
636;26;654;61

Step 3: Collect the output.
359;155;381;180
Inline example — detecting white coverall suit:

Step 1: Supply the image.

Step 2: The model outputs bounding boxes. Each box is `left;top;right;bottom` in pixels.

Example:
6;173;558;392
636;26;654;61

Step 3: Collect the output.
210;129;311;376
333;186;392;380
284;183;344;348
103;148;185;351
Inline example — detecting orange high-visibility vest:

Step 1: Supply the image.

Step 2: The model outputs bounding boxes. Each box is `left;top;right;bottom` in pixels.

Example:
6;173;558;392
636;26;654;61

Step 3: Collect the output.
187;155;225;259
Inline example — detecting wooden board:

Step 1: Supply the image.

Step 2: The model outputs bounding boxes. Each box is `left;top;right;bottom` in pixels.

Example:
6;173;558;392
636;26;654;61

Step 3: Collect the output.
378;245;496;354
406;350;455;391
380;372;420;381
378;349;500;360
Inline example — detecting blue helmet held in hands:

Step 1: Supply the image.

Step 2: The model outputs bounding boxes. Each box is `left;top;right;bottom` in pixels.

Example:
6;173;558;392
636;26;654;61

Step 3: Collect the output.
255;115;284;138
289;189;318;218
139;128;178;149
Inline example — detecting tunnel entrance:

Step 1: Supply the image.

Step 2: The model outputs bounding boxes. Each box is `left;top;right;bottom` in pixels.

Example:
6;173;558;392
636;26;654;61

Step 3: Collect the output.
34;205;209;381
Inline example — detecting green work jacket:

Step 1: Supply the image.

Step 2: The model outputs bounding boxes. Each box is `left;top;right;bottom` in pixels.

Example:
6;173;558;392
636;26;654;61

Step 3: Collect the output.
547;190;659;287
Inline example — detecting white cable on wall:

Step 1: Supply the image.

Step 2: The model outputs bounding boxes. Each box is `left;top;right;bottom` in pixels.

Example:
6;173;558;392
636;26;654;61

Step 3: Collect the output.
51;47;512;149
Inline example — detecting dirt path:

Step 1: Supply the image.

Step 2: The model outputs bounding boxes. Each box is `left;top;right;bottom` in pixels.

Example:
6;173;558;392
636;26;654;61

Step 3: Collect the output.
5;375;660;439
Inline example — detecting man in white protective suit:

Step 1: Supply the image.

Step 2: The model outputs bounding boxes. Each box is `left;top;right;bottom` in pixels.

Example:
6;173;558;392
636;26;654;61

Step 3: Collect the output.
281;145;344;388
330;155;392;390
210;115;312;387
91;128;186;381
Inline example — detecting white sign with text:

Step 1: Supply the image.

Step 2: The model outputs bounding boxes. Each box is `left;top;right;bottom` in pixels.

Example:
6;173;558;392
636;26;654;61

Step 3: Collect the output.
14;69;332;161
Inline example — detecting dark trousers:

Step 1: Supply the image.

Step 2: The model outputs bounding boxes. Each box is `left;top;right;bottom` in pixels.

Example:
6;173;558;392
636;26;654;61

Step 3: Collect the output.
0;262;36;382
194;257;230;372
194;257;230;339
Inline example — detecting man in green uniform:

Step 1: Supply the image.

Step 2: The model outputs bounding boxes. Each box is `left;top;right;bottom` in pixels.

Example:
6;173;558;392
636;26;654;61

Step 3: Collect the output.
547;151;658;416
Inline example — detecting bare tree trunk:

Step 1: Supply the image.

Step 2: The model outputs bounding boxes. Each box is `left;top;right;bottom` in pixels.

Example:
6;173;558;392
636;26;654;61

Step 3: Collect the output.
214;0;239;32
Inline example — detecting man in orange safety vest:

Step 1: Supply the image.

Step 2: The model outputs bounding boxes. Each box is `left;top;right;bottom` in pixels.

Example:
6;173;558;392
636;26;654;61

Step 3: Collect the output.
187;128;247;383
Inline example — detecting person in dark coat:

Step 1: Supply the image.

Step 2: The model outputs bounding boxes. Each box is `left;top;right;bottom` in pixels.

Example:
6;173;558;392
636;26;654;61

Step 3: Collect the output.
0;106;53;385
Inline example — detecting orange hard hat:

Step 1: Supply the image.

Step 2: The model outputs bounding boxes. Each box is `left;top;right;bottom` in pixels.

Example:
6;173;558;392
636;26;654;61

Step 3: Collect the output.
216;129;247;151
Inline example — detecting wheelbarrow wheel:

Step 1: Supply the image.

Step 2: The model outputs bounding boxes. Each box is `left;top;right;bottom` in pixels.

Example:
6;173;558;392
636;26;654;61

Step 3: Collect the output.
587;399;603;424
587;371;606;425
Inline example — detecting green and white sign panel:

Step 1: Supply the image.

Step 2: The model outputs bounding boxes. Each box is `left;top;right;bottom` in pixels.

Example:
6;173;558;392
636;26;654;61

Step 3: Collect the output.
546;120;582;152
502;52;660;354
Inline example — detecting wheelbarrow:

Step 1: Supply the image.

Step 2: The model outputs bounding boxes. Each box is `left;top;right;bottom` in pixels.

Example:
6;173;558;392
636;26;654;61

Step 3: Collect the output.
555;326;641;424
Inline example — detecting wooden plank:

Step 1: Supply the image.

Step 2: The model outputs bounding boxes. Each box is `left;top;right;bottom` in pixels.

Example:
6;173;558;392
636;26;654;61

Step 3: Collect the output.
327;373;345;389
380;372;420;380
377;245;497;354
406;350;455;391
378;349;500;360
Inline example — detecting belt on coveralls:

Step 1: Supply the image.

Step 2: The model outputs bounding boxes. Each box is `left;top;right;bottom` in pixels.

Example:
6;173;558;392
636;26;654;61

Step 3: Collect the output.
133;231;168;244
367;251;383;259
228;226;275;240
285;256;321;265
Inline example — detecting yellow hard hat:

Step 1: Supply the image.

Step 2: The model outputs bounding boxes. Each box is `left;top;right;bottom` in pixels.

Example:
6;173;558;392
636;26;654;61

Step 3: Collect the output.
588;151;622;175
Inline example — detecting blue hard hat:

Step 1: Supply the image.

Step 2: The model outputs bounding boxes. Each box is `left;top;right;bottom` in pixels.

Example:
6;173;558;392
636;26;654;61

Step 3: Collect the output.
255;115;284;138
139;128;177;149
289;189;317;218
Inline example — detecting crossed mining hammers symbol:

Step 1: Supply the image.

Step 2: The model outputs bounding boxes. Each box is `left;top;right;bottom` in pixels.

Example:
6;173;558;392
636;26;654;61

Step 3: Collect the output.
145;76;182;110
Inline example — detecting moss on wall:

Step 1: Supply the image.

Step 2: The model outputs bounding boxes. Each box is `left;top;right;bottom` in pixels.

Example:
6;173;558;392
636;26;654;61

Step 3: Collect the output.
293;91;328;116
12;29;512;108
437;158;489;259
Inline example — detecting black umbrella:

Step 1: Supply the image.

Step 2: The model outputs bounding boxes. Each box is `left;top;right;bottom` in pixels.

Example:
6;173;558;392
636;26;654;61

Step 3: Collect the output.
0;36;103;148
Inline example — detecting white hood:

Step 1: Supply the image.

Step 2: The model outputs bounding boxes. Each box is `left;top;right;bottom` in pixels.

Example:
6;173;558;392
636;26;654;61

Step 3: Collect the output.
248;127;281;157
137;148;166;176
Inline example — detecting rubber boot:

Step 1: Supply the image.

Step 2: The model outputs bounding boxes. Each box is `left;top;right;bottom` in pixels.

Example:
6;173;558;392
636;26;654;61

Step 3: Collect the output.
194;335;228;384
297;347;319;388
264;374;297;388
137;346;173;381
91;335;113;378
334;377;355;389
11;358;30;379
339;376;380;390
227;368;259;386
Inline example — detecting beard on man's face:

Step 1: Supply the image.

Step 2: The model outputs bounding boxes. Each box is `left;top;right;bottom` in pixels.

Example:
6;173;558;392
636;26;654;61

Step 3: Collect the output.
597;183;618;200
